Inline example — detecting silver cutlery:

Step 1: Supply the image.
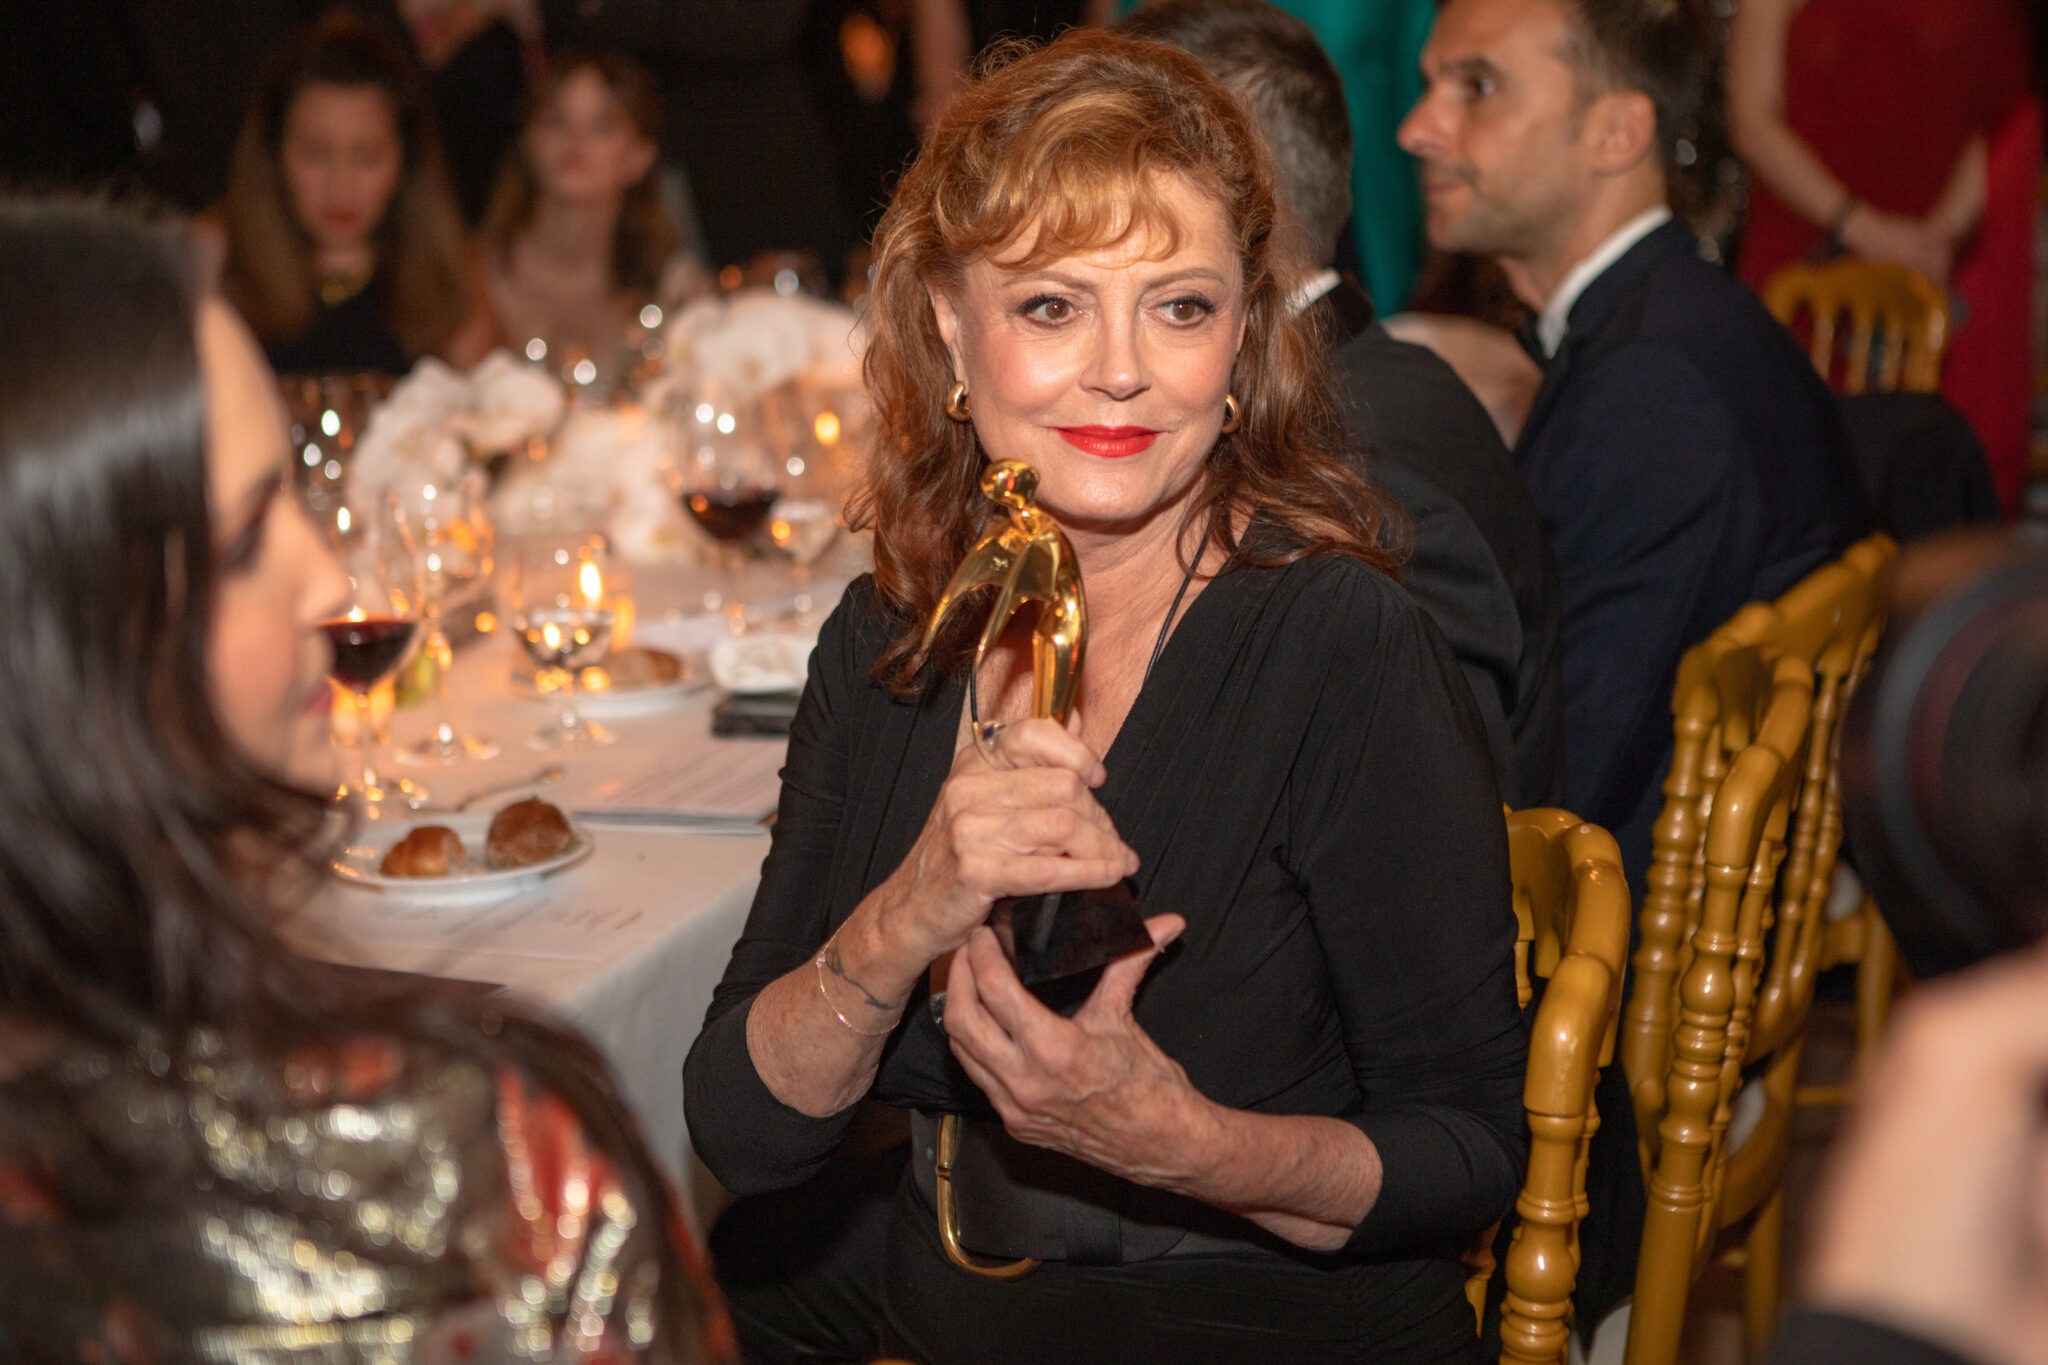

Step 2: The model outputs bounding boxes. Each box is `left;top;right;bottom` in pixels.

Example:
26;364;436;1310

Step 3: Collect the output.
420;763;567;814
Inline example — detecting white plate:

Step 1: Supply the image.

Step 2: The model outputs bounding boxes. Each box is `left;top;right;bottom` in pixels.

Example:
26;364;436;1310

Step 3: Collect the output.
331;809;592;903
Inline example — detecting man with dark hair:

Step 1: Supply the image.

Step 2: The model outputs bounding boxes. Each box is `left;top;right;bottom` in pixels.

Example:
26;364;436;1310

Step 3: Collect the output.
1400;0;1866;887
1398;0;1866;1344
1123;0;1565;810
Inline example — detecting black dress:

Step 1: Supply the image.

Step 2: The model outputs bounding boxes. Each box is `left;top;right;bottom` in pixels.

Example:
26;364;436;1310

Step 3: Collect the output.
684;546;1528;1363
265;274;412;379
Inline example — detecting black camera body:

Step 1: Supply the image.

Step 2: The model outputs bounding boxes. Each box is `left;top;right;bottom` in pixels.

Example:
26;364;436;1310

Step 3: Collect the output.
1844;528;2048;977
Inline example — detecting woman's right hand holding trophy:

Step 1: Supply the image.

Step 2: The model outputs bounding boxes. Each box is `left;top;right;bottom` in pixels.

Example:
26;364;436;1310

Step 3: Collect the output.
747;709;1140;1122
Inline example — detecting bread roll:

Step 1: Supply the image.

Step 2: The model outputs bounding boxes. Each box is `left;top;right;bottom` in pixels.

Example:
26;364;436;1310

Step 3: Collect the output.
602;646;683;689
486;798;575;869
379;826;466;877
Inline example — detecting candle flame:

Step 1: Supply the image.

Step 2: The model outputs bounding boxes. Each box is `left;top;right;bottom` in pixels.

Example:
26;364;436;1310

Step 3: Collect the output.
579;559;603;606
813;411;841;445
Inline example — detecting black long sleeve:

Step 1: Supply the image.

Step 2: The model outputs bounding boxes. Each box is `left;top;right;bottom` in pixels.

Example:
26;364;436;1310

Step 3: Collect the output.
684;555;1526;1252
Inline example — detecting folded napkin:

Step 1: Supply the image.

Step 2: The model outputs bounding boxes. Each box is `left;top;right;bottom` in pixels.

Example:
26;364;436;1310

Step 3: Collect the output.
709;633;817;695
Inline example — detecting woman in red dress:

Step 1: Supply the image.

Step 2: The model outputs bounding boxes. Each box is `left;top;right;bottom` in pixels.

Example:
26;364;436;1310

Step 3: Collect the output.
1730;0;2037;513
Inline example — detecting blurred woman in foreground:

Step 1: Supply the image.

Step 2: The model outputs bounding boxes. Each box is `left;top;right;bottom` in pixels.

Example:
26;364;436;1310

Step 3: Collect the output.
220;11;494;377
0;198;714;1361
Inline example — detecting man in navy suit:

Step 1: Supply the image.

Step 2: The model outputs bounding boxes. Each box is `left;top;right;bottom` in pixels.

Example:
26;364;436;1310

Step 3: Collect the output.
1399;0;1868;1340
1400;0;1867;893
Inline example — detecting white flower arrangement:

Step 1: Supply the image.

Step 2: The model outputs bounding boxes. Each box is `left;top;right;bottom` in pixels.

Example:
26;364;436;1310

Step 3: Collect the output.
347;350;566;506
651;288;865;406
491;406;681;562
345;300;869;569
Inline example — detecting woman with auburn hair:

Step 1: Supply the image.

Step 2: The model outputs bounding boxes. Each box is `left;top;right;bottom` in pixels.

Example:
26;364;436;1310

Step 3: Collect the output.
684;30;1523;1364
481;50;708;389
219;12;494;376
0;197;718;1359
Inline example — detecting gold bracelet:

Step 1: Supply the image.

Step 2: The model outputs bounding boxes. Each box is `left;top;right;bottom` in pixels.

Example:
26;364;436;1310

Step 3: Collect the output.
815;948;897;1037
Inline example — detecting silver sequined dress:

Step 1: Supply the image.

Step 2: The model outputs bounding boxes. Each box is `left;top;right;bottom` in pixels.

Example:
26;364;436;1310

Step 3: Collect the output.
0;1030;711;1364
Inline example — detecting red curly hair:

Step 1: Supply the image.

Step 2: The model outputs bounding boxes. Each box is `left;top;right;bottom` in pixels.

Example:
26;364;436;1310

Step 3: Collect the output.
851;28;1396;691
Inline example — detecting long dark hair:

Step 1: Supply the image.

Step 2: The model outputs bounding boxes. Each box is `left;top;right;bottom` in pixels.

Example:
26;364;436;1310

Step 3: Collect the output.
480;50;678;296
219;12;474;360
0;198;697;1353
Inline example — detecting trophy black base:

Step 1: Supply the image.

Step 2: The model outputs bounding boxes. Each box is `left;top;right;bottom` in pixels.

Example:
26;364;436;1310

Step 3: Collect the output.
987;881;1152;1007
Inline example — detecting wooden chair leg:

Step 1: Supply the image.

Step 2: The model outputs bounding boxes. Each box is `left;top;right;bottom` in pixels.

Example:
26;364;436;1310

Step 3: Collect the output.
1855;904;1897;1068
1797;903;1904;1108
1743;1184;1785;1360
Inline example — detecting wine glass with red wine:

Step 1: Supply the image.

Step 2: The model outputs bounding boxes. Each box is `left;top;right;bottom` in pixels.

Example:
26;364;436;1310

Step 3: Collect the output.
670;390;779;633
322;494;426;817
505;534;617;750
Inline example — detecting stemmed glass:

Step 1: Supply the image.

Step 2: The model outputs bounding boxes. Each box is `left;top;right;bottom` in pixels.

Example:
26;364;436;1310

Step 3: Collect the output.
322;494;427;817
506;534;617;750
392;469;500;765
763;381;855;626
669;388;780;634
283;371;390;521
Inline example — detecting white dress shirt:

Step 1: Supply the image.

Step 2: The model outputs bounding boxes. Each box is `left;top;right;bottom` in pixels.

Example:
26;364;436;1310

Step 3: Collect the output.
1288;267;1342;316
1535;205;1674;357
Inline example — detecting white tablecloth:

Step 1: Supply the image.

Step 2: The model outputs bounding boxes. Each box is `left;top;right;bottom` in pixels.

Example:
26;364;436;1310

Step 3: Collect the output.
293;553;852;1225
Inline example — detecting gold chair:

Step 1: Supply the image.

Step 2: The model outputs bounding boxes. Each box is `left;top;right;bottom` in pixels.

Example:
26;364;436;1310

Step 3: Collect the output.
1624;538;1895;1142
1493;810;1633;1365
1623;609;1786;1160
1624;646;1815;1365
1753;536;1899;1107
1761;258;1950;394
1621;537;1894;1363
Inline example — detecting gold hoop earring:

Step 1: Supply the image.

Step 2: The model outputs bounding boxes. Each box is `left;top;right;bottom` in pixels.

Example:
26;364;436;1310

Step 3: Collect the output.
945;381;972;422
1219;392;1242;434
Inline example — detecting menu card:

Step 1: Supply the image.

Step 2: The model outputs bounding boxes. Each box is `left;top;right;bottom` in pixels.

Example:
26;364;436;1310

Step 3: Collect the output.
562;731;785;830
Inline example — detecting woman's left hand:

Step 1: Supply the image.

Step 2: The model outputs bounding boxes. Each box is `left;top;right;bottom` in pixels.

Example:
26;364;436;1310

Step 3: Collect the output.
942;914;1211;1188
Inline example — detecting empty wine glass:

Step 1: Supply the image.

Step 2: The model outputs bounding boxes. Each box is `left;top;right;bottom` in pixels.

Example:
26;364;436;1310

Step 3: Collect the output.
392;469;500;766
323;493;427;817
669;388;779;634
765;385;855;627
284;371;389;522
506;534;617;750
766;498;839;612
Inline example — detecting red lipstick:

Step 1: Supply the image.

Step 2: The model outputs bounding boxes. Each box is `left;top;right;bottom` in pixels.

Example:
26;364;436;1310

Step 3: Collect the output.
1054;426;1161;458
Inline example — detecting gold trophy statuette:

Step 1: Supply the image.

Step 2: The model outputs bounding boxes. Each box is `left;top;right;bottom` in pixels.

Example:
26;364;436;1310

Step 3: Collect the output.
921;459;1154;1280
923;459;1153;991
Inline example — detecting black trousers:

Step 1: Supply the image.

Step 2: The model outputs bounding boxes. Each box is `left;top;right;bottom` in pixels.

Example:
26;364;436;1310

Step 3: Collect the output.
710;1144;904;1364
711;1142;1482;1365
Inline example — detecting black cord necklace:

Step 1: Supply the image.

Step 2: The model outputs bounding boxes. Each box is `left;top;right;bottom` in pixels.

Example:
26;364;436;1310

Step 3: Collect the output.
967;545;1202;733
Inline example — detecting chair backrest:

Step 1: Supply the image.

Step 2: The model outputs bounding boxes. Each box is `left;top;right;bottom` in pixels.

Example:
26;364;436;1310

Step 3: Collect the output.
1622;536;1895;1156
1744;537;1894;1058
1625;650;1815;1365
1498;810;1632;1365
1761;259;1950;394
1621;537;1895;1365
1623;614;1784;1152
